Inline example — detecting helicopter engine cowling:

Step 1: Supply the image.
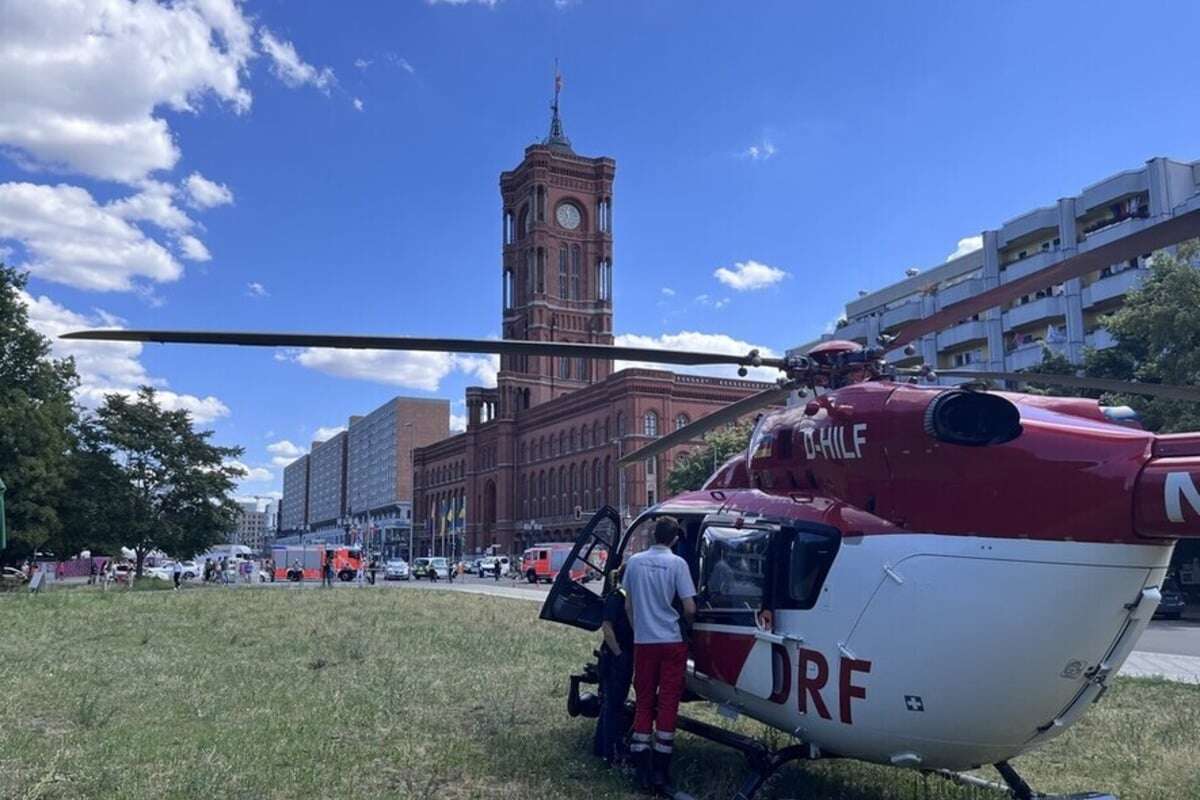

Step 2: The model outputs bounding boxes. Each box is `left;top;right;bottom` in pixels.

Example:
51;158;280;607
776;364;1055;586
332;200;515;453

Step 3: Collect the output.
1134;433;1200;539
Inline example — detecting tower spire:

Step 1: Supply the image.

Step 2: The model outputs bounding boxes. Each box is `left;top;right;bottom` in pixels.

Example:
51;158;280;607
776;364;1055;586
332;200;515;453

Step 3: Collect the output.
544;60;572;151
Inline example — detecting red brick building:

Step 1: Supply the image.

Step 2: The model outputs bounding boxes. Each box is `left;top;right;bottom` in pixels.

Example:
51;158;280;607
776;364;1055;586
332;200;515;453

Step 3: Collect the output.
412;102;769;558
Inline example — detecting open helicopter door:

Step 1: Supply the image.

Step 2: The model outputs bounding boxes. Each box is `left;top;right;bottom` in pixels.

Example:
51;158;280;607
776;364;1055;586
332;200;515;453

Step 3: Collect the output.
538;506;622;631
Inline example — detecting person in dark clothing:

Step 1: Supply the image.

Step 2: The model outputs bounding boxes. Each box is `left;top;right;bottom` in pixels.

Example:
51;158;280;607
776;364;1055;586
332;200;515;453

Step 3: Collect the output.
594;566;635;766
492;560;501;581
367;557;377;586
322;552;334;587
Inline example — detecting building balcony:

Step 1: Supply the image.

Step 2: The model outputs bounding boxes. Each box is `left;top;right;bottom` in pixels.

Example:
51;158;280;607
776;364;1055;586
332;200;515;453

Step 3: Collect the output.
999;249;1061;283
936;278;983;308
1082;267;1144;307
834;317;871;343
1004;340;1067;372
937;320;988;350
1086;328;1118;350
1002;295;1064;330
880;300;923;331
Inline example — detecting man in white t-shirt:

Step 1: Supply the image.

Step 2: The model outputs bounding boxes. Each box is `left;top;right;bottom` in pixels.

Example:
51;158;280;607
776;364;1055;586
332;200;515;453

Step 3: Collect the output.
623;516;696;794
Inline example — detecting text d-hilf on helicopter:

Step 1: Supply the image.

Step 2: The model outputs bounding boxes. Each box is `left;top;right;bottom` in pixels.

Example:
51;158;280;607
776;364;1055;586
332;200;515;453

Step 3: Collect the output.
63;205;1200;800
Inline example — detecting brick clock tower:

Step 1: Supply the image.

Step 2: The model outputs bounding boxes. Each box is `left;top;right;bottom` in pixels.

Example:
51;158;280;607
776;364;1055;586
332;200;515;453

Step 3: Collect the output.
497;81;615;415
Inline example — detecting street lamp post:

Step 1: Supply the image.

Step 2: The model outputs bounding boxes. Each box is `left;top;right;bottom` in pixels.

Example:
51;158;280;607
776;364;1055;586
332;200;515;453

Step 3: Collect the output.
611;437;627;528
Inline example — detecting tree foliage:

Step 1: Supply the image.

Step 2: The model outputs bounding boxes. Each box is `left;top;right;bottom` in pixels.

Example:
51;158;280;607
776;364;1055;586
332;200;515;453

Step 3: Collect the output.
666;421;754;496
1030;241;1200;431
88;388;245;574
0;265;80;554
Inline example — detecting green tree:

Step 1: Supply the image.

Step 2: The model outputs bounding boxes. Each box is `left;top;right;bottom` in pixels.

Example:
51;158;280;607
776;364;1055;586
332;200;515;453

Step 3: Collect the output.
0;265;80;556
1027;241;1200;432
89;387;245;575
666;421;754;496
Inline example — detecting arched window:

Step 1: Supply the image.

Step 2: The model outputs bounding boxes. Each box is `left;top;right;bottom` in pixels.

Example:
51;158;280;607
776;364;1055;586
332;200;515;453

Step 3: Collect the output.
570;245;581;299
504;268;514;310
644;411;659;438
536;248;546;294
518;204;531;240
536;185;546;222
569;463;576;492
675;413;690;431
591;421;599;446
558;245;569;299
559;431;566;454
570;428;578;452
604;417;611;442
559;356;570;380
616;412;624;437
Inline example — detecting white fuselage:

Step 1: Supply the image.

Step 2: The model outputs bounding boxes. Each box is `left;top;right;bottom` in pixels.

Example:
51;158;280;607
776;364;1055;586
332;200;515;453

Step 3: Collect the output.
688;532;1173;771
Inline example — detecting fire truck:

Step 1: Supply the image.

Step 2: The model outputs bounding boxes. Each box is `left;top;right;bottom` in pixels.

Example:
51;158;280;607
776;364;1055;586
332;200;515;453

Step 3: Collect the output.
272;545;363;582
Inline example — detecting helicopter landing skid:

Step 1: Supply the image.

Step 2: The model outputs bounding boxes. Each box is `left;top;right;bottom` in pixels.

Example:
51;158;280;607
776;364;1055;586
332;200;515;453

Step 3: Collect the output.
665;709;816;800
930;760;1117;800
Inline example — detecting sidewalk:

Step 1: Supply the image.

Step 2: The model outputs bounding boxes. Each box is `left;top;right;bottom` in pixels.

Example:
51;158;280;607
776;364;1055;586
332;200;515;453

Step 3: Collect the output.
1117;651;1200;684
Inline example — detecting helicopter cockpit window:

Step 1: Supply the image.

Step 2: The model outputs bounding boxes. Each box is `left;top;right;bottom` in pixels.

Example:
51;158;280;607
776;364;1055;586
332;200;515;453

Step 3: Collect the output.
698;526;771;612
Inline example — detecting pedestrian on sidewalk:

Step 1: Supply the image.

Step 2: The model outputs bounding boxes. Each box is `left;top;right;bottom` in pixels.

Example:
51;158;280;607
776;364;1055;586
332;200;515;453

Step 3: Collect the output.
172;560;182;590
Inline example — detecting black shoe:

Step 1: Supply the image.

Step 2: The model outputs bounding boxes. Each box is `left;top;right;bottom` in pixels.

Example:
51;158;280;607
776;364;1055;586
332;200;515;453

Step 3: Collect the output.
633;748;654;794
652;750;673;794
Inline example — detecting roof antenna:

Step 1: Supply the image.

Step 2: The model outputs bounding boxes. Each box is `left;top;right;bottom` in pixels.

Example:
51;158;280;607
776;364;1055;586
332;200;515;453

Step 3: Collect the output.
545;58;572;151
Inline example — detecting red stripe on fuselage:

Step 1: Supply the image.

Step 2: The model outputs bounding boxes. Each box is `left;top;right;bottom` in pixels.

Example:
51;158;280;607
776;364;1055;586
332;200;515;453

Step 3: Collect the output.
691;628;756;686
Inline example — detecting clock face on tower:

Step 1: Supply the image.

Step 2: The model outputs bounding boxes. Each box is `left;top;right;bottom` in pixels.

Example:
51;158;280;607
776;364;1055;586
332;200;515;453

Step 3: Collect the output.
555;202;581;230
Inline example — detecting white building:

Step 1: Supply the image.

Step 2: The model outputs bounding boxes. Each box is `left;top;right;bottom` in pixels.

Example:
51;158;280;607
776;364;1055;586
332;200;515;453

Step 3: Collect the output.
801;157;1200;375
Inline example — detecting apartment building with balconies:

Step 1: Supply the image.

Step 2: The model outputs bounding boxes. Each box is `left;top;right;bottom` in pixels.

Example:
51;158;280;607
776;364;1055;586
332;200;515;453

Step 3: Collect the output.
804;157;1200;376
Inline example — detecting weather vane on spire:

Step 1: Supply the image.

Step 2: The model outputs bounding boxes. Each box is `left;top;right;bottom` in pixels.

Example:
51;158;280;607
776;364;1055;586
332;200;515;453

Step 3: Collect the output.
545;58;572;151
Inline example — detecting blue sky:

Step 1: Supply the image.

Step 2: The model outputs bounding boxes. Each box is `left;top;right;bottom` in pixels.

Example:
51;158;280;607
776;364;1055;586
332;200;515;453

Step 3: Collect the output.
3;0;1199;500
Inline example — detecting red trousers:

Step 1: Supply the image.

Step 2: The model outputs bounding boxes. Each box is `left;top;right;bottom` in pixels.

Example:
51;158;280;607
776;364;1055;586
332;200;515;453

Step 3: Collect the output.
632;642;688;735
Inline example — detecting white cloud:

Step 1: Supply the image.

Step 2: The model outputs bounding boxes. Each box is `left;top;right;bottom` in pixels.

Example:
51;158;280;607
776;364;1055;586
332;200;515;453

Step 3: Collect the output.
946;234;983;262
353;98;364;112
660;287;676;296
396;57;416;75
227;460;273;482
178;235;211;262
695;294;730;310
354;58;372;70
259;28;335;94
0;182;183;292
282;348;499;392
0;0;254;184
267;440;305;467
614;331;781;382
740;140;777;161
713;260;788;291
313;425;347;442
246;281;268;297
184;173;234;209
449;414;467;433
20;289;230;423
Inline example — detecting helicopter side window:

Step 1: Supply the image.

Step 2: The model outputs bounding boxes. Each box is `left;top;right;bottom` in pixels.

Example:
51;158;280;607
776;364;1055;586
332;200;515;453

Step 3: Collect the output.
776;526;841;610
698;527;771;615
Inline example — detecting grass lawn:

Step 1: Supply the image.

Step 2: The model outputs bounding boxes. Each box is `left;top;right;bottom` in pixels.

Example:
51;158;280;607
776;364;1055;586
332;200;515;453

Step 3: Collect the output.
1;585;1197;800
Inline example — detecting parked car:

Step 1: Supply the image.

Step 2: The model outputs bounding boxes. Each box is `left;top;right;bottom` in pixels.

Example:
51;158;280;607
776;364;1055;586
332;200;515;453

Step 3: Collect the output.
384;559;410;581
413;557;450;579
1154;577;1187;620
1;567;28;590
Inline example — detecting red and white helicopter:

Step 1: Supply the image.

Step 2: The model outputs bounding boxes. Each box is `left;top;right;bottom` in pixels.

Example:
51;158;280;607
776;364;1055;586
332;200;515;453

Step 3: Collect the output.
65;205;1200;800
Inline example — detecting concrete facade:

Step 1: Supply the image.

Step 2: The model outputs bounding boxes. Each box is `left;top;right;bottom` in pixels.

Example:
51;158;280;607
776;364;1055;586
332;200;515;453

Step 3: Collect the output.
306;431;347;531
804;157;1200;376
280;454;309;533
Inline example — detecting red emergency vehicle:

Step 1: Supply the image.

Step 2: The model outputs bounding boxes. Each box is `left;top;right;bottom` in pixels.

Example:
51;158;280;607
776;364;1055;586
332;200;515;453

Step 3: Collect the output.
273;545;363;582
521;543;599;584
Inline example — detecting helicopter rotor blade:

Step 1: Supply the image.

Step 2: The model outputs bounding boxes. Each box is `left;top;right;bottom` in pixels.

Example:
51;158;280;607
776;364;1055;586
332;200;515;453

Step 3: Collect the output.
60;330;788;371
937;370;1200;402
617;384;796;466
890;206;1200;349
